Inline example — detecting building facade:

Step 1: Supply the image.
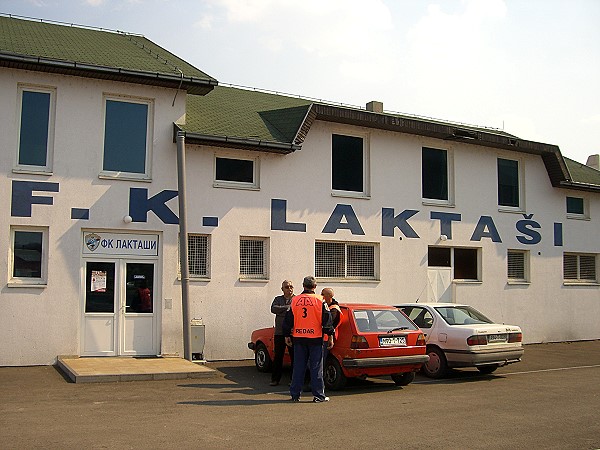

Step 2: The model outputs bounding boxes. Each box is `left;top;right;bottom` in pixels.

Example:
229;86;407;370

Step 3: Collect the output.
1;16;599;366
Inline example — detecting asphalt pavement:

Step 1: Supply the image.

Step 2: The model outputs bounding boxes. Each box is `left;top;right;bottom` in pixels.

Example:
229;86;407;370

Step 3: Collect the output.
1;340;599;449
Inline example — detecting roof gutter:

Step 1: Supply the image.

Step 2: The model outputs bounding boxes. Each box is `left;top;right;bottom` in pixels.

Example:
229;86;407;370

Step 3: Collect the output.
0;52;218;94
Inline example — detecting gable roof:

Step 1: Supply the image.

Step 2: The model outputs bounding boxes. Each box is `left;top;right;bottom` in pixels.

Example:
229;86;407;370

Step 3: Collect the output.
0;15;217;94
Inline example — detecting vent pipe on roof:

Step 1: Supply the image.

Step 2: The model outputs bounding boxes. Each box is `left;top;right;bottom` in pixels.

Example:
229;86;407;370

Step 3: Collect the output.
586;154;599;171
366;101;383;113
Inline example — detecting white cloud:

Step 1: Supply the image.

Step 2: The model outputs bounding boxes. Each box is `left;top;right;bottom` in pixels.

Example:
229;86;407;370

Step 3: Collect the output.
85;0;105;6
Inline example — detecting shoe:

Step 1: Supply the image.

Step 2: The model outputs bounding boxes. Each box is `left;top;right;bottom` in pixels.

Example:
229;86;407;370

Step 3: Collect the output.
269;381;279;386
290;397;300;402
312;396;329;403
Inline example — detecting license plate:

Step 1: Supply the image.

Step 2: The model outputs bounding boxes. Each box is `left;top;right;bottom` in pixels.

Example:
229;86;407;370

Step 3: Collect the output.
379;336;407;347
487;334;507;343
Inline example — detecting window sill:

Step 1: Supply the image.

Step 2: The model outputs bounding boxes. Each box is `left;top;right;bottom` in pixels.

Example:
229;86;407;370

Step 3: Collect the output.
7;281;47;288
213;182;259;191
331;192;371;200
315;278;380;284
507;280;531;286
422;199;455;208
98;173;152;182
13;168;53;176
239;277;269;282
566;214;590;221
177;276;210;282
452;280;482;285
563;281;599;287
497;206;525;214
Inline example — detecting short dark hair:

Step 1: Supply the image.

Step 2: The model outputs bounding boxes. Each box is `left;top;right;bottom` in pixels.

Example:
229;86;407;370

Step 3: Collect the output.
302;276;316;289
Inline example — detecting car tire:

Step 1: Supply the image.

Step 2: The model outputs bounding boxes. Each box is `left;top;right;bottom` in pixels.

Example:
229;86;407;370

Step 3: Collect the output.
324;356;347;390
391;371;415;386
423;346;448;378
254;343;272;373
477;364;499;375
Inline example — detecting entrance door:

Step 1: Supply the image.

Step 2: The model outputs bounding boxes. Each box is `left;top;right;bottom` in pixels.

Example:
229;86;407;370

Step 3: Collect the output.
83;260;157;356
427;267;453;303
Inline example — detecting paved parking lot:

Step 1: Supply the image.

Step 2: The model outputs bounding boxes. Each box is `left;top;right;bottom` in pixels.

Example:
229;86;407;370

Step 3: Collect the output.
1;340;599;449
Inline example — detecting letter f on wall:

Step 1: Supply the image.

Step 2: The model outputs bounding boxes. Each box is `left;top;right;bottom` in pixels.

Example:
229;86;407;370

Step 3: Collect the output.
11;180;59;217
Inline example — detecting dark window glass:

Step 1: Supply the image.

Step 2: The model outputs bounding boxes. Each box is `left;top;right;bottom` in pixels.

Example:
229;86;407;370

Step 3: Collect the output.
428;247;451;267
454;248;478;280
332;134;363;192
85;262;115;313
103;100;148;174
126;263;154;313
13;231;43;278
216;157;254;183
498;158;519;207
19;91;50;166
566;197;584;215
422;147;448;200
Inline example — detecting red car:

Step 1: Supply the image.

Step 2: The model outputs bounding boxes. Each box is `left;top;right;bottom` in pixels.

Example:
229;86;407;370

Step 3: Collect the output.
248;303;428;389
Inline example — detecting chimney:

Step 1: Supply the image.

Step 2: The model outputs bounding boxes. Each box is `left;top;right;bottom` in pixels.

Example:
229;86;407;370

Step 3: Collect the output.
586;154;599;171
366;101;383;113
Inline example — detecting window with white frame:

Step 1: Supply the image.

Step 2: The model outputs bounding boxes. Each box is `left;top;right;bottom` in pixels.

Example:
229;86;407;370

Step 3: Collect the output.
188;234;210;278
331;133;369;196
497;157;522;209
507;249;529;282
315;241;378;280
240;237;268;279
428;246;480;281
101;97;152;179
422;147;453;204
10;227;48;286
214;155;259;189
16;85;55;173
563;253;597;283
566;196;589;219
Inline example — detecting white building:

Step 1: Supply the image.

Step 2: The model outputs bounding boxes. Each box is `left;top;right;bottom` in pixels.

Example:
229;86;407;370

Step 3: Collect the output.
1;16;599;366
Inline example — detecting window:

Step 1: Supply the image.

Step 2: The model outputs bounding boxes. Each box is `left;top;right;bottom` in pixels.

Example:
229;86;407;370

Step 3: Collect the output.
214;155;258;189
332;134;368;196
102;97;152;178
240;237;268;279
422;147;451;203
507;250;529;282
400;306;434;329
188;234;210;278
497;158;521;209
566;196;588;219
564;253;597;283
315;241;378;280
10;227;48;286
428;246;480;281
16;86;55;173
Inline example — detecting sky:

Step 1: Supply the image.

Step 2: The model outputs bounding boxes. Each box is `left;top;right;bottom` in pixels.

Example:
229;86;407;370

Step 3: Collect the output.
2;0;599;165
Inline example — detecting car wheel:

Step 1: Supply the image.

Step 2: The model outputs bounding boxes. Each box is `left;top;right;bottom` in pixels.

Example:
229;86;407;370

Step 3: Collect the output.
391;371;415;386
254;343;272;373
324;356;347;390
423;346;448;378
477;364;499;375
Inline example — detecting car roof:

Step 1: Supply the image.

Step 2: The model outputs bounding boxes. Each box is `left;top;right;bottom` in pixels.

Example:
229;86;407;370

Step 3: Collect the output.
396;303;469;308
338;303;399;310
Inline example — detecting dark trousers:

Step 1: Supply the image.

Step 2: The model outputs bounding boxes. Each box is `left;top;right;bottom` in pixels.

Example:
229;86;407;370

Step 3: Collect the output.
271;334;293;383
290;341;325;400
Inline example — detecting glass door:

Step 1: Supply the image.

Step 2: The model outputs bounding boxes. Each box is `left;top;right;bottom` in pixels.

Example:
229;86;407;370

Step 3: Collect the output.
121;262;156;355
83;261;117;355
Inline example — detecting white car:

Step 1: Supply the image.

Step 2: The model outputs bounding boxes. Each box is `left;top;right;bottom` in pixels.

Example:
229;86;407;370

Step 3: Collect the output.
397;303;524;378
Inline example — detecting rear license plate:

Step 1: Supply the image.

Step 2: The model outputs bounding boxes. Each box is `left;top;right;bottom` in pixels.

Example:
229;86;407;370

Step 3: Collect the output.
487;334;507;343
379;336;407;347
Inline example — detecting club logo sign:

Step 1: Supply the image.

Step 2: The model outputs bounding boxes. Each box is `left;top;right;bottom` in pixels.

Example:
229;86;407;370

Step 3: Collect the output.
85;233;101;252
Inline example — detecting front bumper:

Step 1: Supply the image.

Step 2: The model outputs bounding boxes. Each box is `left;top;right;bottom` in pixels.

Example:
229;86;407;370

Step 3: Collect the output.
343;354;429;369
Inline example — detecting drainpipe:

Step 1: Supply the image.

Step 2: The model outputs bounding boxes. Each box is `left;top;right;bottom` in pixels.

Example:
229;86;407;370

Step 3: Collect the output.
176;131;192;361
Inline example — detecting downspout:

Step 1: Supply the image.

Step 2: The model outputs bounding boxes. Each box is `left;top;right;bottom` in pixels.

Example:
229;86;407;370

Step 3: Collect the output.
176;131;192;361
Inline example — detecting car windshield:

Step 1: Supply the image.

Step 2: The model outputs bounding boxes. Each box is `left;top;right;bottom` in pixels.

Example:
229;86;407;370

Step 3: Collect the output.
434;306;493;325
352;309;418;332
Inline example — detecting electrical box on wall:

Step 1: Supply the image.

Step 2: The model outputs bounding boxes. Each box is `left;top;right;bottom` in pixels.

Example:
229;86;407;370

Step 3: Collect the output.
191;318;205;362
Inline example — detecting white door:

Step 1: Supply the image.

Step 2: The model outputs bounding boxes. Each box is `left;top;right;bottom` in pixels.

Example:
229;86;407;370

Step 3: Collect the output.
82;260;157;356
427;267;453;303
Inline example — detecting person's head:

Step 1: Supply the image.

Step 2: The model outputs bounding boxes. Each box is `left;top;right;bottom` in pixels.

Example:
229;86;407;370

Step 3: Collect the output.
281;280;294;298
321;288;334;305
302;276;317;291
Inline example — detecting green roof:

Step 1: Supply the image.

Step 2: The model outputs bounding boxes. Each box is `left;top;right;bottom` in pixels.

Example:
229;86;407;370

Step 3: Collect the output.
565;157;600;187
0;15;217;94
181;86;312;146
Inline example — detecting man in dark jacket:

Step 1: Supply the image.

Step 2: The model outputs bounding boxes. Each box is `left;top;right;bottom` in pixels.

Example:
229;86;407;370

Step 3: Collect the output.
283;276;333;402
269;280;294;386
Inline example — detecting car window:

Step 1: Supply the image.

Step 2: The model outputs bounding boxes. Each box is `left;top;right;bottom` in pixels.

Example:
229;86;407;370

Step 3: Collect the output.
434;306;493;325
401;307;433;329
353;309;418;332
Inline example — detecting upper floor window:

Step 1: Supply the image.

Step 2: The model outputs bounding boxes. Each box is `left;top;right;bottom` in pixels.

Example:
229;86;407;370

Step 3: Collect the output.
563;253;597;284
102;97;152;179
422;147;452;204
10;226;48;286
16;85;55;173
566;196;588;219
239;237;269;280
332;133;369;197
315;241;378;280
214;155;259;189
497;158;521;209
